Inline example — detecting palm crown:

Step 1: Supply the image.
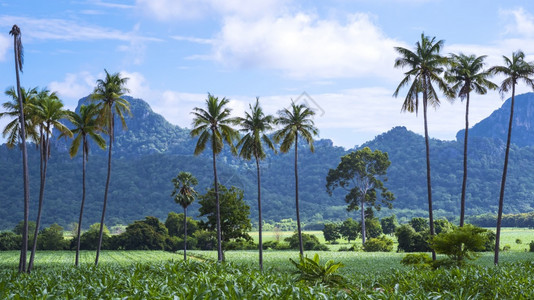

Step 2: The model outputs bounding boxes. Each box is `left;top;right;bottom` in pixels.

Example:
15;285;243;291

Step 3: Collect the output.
445;53;496;99
171;172;199;209
236;98;276;160
191;94;239;155
273;102;318;152
67;103;106;159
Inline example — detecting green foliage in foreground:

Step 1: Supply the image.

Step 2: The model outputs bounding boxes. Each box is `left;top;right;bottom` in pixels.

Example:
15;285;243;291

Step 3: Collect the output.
0;251;533;298
289;253;345;287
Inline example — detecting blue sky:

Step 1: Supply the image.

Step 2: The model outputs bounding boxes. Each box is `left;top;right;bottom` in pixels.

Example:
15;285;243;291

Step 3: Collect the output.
1;0;534;148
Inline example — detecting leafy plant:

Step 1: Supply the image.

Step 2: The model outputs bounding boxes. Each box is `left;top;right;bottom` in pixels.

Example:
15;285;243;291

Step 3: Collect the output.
400;253;432;268
429;224;488;264
363;235;394;252
530;241;534;252
289;253;346;287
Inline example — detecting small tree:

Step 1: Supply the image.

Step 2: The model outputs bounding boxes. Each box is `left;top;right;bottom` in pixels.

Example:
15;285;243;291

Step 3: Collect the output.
322;223;341;243
339;218;359;243
171;171;198;260
410;217;429;232
430;224;489;265
198;185;252;258
381;214;399;235
326;147;395;245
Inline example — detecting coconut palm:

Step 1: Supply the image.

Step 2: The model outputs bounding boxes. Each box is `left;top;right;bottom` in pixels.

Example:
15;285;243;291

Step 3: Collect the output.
236;98;276;270
191;94;239;262
65;103;106;266
171;172;198;261
273;102;318;256
393;33;452;260
8;24;30;273
0;87;39;147
488;50;534;264
91;70;130;266
445;53;496;227
27;89;72;272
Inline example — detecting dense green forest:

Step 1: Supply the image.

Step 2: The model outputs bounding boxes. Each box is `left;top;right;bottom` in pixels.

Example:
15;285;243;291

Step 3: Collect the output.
2;94;534;230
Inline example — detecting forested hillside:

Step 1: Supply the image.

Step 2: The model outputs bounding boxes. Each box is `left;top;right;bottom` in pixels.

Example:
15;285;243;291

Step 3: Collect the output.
2;94;534;230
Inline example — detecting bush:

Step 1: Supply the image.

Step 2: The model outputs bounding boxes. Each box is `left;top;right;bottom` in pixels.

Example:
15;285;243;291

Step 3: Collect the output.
363;235;393;252
515;238;522;244
0;232;20;250
502;244;511;251
36;224;69;250
529;241;534;252
224;239;256;250
400;253;432;268
395;224;431;252
285;232;328;251
430;224;488;263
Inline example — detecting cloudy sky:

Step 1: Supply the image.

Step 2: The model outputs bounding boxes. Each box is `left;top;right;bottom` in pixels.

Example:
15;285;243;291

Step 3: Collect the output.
1;0;534;148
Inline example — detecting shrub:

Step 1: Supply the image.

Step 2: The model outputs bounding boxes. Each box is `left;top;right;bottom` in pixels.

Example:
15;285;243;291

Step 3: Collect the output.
363;235;393;252
224;239;256;250
285;232;328;251
0;231;20;250
395;224;431;252
502;244;511;251
430;224;488;263
400;253;432;268
515;238;522;244
529;241;534;252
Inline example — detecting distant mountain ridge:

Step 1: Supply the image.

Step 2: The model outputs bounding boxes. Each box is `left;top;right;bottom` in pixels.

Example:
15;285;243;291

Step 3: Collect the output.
2;93;534;230
456;92;534;147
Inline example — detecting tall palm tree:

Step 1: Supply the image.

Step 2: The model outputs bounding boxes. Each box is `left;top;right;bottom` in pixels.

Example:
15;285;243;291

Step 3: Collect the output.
236;98;276;270
171;172;198;261
488;50;534;265
27;89;72;272
9;24;30;273
393;33;452;261
191;94;239;262
273;102;318;256
91;70;130;266
445;53;496;227
64;103;106;266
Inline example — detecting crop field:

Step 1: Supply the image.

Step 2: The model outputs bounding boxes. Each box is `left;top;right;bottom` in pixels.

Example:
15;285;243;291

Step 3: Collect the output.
0;228;533;298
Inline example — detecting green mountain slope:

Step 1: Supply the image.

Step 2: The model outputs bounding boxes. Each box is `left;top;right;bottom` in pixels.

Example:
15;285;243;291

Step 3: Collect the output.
1;94;534;230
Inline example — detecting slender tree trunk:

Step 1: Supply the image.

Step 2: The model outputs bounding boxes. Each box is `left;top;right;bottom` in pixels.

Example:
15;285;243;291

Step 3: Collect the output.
360;198;366;245
256;156;263;271
460;93;470;227
211;133;223;262
28;131;49;272
13;30;30;273
96;114;113;266
422;81;436;261
184;207;188;260
75;137;87;267
495;85;515;265
295;134;304;256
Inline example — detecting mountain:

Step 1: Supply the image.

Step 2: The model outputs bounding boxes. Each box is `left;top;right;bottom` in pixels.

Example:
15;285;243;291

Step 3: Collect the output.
1;94;534;230
456;92;534;147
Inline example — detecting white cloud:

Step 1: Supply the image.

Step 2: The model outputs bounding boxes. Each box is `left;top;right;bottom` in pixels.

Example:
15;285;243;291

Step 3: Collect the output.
48;72;96;109
501;8;534;37
0;34;8;61
135;0;287;21
211;13;402;80
0;16;160;42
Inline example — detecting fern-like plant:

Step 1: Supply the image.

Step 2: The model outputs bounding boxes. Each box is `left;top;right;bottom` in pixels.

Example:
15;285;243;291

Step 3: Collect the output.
289;253;345;287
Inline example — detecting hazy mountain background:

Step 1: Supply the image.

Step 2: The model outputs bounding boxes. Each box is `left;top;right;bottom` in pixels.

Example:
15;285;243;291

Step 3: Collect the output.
2;93;534;230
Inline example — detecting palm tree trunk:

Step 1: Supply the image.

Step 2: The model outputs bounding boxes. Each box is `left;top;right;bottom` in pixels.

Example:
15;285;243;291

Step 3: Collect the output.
360;198;366;245
13;28;30;273
96;115;113;266
211;134;223;262
75;137;87;267
460;93;470;227
495;85;515;265
256;156;263;271
183;206;187;261
28;131;49;272
422;82;436;261
295;134;304;256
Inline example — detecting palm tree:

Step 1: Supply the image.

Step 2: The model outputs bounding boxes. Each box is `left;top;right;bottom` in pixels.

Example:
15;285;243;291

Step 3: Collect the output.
273;102;318;256
8;24;30;273
191;94;239;262
393;33;452;261
171;172;198;261
0;87;39;147
488;50;534;265
236;98;276;270
91;70;130;266
27;89;72;272
65;103;106;266
445;53;496;227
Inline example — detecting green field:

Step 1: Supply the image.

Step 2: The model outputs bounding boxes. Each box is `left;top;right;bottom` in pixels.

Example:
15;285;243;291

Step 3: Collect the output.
1;229;533;298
